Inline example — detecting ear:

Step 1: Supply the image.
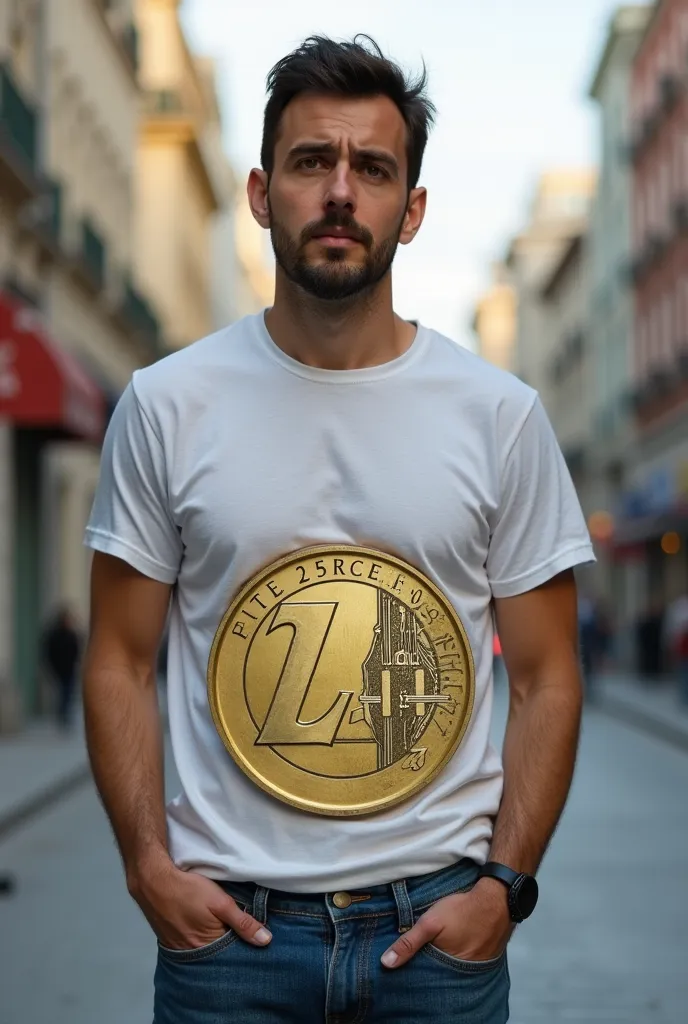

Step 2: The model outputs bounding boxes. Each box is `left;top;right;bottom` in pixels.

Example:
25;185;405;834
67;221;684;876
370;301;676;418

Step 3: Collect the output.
399;187;427;246
247;169;270;229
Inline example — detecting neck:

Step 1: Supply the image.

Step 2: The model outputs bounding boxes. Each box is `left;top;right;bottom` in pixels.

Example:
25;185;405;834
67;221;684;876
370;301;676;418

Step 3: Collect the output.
264;271;416;371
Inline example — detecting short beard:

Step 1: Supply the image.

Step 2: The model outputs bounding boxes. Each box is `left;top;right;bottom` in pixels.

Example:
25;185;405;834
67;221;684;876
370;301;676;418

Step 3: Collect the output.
269;205;404;302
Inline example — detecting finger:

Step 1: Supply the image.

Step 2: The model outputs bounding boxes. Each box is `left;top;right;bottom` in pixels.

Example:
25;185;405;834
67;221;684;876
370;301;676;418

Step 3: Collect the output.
216;898;272;947
381;918;435;969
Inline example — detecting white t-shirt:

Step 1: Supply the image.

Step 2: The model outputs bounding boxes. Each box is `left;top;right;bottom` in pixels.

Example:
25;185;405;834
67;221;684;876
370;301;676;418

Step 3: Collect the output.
85;312;594;891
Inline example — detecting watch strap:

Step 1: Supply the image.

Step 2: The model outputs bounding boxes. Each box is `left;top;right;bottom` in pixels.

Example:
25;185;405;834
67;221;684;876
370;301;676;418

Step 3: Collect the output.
478;862;521;888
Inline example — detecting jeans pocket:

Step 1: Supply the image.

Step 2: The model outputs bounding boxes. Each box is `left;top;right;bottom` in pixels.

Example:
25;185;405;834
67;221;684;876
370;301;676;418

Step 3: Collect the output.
157;902;249;963
412;875;507;975
157;928;239;963
422;944;506;974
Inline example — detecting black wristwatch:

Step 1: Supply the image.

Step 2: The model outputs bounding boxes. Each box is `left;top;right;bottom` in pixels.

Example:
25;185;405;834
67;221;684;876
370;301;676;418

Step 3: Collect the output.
478;862;539;923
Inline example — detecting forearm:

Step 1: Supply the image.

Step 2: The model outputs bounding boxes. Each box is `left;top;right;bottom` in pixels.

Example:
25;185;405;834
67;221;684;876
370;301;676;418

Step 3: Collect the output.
84;661;168;886
488;663;582;875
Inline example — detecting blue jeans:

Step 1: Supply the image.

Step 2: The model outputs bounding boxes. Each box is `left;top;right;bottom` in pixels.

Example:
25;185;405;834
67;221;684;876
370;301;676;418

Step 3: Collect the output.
153;858;510;1023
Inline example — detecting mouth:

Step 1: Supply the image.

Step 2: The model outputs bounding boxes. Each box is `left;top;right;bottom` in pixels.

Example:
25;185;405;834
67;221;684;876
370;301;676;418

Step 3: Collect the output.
310;228;362;248
314;236;359;248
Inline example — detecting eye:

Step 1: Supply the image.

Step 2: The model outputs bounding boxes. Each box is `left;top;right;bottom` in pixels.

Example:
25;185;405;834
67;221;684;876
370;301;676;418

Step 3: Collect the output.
297;157;323;171
363;165;387;180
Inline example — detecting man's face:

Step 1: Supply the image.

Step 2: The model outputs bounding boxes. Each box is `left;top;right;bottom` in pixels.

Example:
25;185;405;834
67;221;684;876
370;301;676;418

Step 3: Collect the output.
252;94;424;301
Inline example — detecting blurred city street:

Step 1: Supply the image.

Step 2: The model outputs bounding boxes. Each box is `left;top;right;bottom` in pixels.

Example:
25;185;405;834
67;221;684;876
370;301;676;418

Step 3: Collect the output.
1;1;688;1022
1;685;686;1024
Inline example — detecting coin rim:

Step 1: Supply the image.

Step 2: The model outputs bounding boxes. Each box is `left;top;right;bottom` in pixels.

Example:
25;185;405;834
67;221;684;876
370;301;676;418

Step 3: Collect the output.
207;544;476;817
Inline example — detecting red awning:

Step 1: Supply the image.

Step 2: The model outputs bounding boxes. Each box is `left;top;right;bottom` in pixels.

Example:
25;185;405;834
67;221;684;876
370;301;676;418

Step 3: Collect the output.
0;291;105;442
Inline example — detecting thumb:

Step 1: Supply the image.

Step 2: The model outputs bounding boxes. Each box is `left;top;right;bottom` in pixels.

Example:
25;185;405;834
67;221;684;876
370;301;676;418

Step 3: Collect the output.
216;895;272;947
381;915;435;969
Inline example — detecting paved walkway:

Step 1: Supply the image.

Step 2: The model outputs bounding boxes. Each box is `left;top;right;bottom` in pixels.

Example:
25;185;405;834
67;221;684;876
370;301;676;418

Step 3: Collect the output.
0;675;686;839
0;716;89;839
0;684;169;839
595;672;688;752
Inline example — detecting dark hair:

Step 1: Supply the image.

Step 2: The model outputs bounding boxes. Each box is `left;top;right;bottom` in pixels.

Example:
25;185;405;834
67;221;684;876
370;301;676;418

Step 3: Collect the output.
261;35;436;190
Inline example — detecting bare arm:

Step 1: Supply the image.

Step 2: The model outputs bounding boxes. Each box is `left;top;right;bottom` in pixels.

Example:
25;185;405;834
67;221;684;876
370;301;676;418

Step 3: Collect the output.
489;567;582;874
84;552;171;880
84;551;271;950
382;569;582;969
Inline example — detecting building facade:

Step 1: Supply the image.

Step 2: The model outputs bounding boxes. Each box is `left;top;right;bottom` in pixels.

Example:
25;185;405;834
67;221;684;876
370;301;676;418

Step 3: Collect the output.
470;262;516;372
613;0;688;659
538;232;595;519
587;4;652;650
506;170;596;405
134;0;226;349
0;0;160;730
211;179;275;328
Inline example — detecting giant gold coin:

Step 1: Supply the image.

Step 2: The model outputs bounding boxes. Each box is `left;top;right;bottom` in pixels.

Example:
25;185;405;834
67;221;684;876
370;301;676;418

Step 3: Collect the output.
208;546;475;817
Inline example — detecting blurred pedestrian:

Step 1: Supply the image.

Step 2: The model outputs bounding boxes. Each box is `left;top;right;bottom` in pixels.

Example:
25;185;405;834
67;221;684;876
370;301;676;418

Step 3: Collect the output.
636;597;665;680
664;592;688;705
581;595;612;701
43;606;81;730
578;595;599;701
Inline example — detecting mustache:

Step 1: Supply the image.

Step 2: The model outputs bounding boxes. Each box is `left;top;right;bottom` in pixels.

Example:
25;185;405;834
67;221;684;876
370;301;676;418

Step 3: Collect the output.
300;212;373;248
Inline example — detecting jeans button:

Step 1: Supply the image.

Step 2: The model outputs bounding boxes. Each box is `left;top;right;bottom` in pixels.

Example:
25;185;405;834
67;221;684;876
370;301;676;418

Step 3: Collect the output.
332;891;352;909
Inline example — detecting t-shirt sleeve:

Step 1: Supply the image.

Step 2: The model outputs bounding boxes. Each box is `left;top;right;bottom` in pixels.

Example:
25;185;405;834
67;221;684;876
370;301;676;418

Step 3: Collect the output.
486;395;595;599
84;380;183;584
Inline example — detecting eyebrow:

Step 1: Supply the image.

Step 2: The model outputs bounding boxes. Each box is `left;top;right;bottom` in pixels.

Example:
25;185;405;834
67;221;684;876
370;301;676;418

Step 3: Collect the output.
286;142;399;177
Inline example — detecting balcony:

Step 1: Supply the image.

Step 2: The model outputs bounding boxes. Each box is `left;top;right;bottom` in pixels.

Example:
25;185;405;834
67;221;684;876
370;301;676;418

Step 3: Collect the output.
629;111;661;163
116;278;162;360
147;89;185;117
69;216;107;294
647;365;674;398
92;3;140;81
660;72;682;114
120;22;139;74
629;73;685;165
144;88;222;211
18;178;63;259
0;62;42;201
630;232;670;284
632;365;676;413
46;180;62;242
676;345;688;380
674;197;688;235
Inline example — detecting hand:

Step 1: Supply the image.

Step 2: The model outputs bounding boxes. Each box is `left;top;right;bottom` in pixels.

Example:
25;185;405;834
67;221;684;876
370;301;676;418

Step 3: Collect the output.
128;852;272;951
381;877;513;969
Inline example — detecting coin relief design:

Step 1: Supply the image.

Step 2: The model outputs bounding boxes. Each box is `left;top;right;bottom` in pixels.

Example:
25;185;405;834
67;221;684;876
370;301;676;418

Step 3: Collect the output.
208;546;475;816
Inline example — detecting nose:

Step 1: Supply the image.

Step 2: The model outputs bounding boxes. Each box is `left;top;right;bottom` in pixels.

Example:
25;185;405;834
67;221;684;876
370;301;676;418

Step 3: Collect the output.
324;162;356;214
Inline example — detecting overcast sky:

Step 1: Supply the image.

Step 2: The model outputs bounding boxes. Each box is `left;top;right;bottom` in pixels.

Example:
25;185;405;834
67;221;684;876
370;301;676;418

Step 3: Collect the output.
182;0;644;347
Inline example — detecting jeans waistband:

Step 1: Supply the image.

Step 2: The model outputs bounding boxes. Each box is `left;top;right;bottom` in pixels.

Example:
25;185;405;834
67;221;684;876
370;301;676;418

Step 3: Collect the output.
220;858;481;932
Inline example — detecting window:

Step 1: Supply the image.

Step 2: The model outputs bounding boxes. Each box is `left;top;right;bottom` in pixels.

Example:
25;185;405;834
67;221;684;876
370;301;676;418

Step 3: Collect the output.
681;278;688;343
637;312;648;380
650;304;661;365
662;291;673;361
649;178;658;233
663;153;672;230
673;134;682;208
634;180;647;247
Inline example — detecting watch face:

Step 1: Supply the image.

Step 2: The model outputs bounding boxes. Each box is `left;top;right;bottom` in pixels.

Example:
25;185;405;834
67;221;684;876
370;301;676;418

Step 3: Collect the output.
514;875;539;920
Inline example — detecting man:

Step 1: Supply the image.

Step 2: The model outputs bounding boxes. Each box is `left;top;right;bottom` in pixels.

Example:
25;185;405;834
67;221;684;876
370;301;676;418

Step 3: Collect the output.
84;36;593;1023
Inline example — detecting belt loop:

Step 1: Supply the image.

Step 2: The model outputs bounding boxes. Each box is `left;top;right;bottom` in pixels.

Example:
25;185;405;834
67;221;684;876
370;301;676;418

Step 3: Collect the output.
253;885;270;925
391;879;414;933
